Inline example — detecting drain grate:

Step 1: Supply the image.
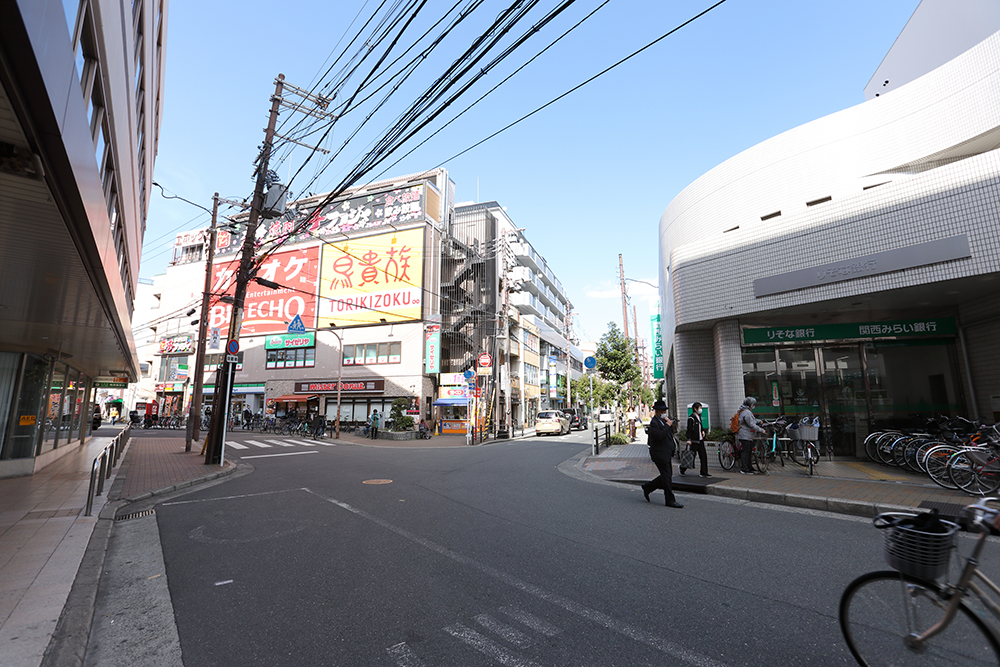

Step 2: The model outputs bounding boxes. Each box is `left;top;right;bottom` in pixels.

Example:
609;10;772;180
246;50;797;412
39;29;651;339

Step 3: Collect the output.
115;508;156;522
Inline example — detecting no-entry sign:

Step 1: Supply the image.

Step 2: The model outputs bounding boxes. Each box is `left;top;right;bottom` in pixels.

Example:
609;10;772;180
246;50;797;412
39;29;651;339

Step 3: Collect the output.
477;353;492;368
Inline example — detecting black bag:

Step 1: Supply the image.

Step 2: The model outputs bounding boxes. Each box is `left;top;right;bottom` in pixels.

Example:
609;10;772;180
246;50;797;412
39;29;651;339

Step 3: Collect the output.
679;444;696;470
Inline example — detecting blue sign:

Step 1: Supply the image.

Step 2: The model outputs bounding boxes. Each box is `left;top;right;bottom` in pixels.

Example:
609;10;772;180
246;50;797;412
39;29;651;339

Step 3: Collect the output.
226;339;240;355
463;369;475;379
584;356;597;369
287;314;306;333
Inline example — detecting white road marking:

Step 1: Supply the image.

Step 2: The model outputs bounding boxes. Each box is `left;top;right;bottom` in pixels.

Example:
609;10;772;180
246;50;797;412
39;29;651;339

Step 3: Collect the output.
499;606;561;637
386;642;425;667
265;439;295;447
243;440;272;448
444;623;541;667
285;439;318;447
225;442;249;449
304;488;730;667
215;580;233;586
161;488;302;506
242;451;318;459
474;613;531;648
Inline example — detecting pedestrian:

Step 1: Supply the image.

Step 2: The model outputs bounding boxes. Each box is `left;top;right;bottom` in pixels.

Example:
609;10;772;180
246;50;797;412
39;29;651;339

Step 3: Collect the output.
243;406;253;429
681;401;712;478
370;409;380;440
640;400;684;509
737;397;766;474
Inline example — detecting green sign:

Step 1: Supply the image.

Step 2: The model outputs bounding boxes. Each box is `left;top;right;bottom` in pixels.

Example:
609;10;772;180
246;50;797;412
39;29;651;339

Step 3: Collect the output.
650;308;664;380
742;318;957;345
264;332;316;350
95;382;128;388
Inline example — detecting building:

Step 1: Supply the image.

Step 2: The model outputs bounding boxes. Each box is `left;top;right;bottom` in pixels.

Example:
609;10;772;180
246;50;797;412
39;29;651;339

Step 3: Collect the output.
0;0;166;476
659;8;1000;457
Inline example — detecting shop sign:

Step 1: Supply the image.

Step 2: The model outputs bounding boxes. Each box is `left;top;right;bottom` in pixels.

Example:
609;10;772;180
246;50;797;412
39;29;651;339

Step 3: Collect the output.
264;332;316;350
157;335;194;355
650;307;664;380
439;386;468;399
294;379;385;393
318;227;424;327
439;372;465;386
210;246;319;335
157;383;186;393
753;234;971;297
425;323;441;374
19;415;36;426
215;185;428;257
95;382;128;388
742;318;957;345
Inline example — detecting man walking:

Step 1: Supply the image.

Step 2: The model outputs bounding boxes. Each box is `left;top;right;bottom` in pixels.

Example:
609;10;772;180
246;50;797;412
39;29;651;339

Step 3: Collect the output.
681;401;711;478
640;400;683;509
370;409;380;440
738;397;766;474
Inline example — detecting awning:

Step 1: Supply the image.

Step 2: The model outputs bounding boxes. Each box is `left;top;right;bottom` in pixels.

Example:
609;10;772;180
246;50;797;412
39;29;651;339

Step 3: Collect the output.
271;395;311;403
433;398;468;406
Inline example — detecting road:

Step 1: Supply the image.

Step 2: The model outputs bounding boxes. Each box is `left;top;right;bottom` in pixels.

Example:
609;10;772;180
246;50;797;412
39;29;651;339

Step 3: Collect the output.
99;431;1000;666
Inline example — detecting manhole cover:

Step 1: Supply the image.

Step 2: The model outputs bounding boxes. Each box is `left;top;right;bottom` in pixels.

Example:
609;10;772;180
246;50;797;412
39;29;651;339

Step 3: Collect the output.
362;479;393;485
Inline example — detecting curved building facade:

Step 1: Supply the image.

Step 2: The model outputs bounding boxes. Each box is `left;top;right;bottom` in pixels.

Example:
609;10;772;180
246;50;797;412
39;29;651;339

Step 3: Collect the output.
659;28;1000;456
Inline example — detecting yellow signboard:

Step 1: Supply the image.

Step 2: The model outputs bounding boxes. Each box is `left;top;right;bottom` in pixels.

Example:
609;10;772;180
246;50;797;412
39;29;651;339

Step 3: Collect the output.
19;415;36;426
318;227;424;327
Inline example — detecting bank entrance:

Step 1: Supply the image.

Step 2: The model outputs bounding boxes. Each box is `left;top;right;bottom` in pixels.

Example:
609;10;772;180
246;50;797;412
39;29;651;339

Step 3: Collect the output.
741;318;964;457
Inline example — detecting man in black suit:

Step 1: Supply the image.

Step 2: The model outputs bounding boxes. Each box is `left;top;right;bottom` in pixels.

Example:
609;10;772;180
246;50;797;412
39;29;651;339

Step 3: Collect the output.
640;400;684;509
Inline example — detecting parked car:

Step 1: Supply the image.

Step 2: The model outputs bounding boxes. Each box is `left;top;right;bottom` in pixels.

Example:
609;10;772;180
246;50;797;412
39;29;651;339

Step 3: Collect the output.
91;407;101;430
535;410;570;435
562;408;587;430
598;409;613;423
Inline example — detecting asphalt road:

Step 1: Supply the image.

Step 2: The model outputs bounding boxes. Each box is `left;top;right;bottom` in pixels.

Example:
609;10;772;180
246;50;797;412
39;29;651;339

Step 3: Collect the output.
133;431;1000;666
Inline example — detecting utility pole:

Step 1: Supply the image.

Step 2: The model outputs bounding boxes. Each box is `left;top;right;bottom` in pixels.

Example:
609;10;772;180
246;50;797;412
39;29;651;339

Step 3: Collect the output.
186;193;219;451
205;74;285;465
632;303;641;374
565;309;572;414
618;254;629;340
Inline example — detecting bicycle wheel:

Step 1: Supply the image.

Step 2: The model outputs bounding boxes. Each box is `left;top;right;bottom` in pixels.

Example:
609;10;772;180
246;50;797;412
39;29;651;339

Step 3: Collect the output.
718;436;736;470
924;446;962;490
754;440;769;474
805;442;819;475
839;570;1000;666
891;436;914;468
949;449;997;496
916;440;947;475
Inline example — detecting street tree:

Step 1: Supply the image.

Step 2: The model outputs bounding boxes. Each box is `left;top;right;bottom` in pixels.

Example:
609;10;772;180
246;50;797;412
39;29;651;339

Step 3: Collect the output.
595;322;641;406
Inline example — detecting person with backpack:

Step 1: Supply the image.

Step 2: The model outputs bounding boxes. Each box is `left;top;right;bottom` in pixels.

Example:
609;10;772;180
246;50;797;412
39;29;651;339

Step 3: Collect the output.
681;402;710;478
736;397;766;474
369;409;380;440
640;400;684;509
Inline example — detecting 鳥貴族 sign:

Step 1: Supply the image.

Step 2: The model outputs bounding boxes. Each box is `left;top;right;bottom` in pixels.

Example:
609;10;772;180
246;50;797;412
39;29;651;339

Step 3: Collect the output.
264;332;316;350
742;318;957;345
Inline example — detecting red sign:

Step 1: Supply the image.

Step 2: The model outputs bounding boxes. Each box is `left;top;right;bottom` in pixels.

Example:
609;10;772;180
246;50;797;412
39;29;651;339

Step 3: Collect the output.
210;246;320;335
477;353;493;368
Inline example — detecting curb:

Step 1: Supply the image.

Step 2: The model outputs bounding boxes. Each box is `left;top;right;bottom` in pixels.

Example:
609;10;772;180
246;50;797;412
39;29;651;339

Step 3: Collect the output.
41;459;237;667
703;484;913;517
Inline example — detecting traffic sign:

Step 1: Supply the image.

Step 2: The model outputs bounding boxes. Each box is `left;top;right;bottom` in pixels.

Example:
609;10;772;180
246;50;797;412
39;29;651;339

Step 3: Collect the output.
477;353;493;368
227;339;240;355
584;356;597;369
226;354;239;364
463;369;475;379
287;314;306;333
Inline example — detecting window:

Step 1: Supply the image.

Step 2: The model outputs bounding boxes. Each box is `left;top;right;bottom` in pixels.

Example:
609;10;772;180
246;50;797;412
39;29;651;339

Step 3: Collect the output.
523;330;539;353
342;341;401;366
266;347;315;369
205;352;243;371
524;363;539;385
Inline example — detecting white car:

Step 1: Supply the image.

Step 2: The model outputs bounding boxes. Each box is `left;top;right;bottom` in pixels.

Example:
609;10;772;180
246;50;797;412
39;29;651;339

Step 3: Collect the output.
598;409;613;423
535;411;570;435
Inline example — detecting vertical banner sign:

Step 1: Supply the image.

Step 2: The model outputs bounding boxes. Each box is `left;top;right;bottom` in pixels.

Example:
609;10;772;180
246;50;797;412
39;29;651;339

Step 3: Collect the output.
650;306;664;380
548;360;557;398
319;227;424;327
424;324;441;374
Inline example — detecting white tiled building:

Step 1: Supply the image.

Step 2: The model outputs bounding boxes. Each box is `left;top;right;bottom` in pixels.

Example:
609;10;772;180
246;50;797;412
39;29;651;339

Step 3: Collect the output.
659;8;1000;456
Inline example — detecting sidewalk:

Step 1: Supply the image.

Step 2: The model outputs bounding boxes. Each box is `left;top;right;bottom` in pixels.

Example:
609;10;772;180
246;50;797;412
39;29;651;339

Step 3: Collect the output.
578;440;977;516
0;427;234;667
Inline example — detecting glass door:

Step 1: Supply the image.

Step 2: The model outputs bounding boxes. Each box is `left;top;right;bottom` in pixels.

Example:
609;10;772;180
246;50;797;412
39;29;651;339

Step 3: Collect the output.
777;348;822;419
819;346;867;457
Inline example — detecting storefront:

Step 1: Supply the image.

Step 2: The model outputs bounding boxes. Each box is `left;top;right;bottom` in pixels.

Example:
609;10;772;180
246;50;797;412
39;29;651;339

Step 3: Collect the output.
741;318;963;457
434;375;470;434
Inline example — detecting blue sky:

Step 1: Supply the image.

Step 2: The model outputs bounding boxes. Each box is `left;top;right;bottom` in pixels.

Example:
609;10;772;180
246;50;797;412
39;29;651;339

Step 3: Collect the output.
142;0;920;347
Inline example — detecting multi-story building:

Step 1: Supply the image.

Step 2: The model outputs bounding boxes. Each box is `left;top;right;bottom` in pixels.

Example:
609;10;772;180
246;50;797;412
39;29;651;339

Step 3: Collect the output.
0;0;166;476
659;3;1000;457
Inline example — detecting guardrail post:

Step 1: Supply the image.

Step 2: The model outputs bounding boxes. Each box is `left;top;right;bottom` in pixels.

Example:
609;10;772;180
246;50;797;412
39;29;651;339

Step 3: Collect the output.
85;460;100;516
96;451;107;496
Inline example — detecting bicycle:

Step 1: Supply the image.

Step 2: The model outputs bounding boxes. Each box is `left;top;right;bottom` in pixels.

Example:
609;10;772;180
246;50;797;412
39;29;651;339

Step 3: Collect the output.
717;434;762;473
839;498;1000;665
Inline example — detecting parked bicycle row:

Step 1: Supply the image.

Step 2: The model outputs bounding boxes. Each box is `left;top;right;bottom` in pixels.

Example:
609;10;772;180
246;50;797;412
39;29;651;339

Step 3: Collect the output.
717;413;825;476
863;415;1000;495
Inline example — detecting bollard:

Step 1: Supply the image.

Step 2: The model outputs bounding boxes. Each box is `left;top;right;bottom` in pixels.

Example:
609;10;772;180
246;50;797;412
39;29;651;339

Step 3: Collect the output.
96;451;107;496
85;458;100;516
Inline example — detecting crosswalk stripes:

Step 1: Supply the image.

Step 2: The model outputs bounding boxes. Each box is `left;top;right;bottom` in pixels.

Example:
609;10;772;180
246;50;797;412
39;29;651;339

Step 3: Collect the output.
224;442;249;449
264;439;295;447
243;440;273;448
284;439;316;446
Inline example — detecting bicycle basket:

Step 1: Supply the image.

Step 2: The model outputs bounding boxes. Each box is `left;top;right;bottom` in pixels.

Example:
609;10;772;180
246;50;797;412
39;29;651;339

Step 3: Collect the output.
797;425;819;440
876;512;959;580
